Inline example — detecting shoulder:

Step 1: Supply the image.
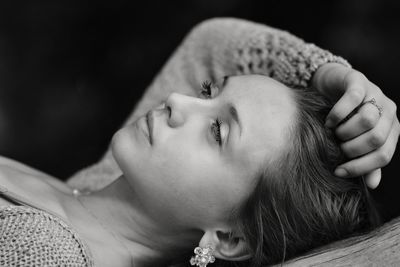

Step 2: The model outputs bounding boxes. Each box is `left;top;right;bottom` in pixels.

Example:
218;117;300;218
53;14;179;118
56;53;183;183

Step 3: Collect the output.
0;155;71;193
0;156;72;219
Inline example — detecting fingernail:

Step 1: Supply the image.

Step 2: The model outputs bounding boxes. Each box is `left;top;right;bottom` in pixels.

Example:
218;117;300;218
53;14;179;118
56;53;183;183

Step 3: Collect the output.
325;119;334;128
335;168;348;177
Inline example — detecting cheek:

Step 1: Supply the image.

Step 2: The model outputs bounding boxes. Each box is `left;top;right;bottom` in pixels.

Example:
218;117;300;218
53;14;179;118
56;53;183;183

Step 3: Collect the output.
145;142;232;213
149;139;212;186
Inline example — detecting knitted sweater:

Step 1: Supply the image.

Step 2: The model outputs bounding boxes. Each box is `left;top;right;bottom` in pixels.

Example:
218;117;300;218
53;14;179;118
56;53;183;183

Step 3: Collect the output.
0;196;94;266
68;17;350;191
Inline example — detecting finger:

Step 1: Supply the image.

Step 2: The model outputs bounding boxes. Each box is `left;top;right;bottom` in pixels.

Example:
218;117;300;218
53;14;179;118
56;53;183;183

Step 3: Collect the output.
335;121;399;177
364;169;382;189
335;102;381;141
325;72;367;128
341;111;393;158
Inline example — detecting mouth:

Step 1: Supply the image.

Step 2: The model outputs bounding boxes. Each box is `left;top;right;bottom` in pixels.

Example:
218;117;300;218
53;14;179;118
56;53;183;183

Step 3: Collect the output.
146;110;154;145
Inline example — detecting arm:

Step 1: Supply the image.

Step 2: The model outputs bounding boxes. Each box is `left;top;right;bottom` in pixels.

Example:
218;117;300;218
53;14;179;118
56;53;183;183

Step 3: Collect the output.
183;19;398;188
120;18;351;127
66;18;352;190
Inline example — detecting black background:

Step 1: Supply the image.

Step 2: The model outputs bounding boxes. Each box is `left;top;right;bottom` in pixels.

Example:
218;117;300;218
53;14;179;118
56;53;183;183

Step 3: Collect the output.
0;0;399;221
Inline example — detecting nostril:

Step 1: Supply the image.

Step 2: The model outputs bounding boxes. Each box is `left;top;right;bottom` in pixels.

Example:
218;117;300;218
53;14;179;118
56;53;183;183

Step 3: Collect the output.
167;106;172;118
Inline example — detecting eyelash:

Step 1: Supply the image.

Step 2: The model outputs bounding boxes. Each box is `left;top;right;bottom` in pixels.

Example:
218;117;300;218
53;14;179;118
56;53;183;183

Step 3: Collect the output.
201;80;223;146
212;118;223;146
201;80;214;99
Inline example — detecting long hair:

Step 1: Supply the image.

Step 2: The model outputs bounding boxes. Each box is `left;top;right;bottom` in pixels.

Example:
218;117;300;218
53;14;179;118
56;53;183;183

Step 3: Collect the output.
232;88;381;266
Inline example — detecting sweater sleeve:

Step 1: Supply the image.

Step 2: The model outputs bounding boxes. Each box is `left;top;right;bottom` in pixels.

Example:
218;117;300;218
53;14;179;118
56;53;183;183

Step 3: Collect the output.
123;17;351;125
67;18;352;191
180;17;351;90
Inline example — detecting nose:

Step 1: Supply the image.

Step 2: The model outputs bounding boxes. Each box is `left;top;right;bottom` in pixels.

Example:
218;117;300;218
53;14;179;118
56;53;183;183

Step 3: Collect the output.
165;92;200;128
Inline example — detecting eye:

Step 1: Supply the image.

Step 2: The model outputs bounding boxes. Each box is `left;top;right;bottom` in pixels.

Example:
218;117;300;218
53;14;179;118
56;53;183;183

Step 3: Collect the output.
211;118;223;146
201;80;224;146
200;80;219;99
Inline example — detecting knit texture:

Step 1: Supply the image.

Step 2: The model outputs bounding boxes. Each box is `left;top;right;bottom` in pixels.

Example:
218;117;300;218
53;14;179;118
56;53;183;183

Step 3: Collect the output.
67;17;351;191
0;205;94;267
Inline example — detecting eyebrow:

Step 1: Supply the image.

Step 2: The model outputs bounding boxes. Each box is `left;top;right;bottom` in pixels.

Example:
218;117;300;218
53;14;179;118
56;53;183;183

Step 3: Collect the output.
221;76;242;138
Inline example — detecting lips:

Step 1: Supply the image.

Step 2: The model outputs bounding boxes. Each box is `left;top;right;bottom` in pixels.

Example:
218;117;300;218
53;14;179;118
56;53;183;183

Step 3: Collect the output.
146;110;154;145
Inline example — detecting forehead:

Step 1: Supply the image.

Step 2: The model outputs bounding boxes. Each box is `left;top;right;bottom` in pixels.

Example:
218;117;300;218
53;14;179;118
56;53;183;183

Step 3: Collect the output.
219;75;297;173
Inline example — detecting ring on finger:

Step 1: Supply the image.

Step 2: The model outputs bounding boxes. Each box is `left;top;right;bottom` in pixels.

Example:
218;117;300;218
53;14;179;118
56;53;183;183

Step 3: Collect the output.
362;98;383;117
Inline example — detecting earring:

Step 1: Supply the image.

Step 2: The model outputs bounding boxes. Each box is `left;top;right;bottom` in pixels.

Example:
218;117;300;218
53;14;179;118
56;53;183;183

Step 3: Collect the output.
190;244;216;267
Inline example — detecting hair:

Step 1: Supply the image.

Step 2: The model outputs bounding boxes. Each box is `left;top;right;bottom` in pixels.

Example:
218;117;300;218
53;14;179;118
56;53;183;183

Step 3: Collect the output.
216;88;381;267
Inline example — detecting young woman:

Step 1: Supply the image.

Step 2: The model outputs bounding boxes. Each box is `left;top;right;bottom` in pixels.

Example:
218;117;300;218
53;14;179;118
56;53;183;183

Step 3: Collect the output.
1;18;399;267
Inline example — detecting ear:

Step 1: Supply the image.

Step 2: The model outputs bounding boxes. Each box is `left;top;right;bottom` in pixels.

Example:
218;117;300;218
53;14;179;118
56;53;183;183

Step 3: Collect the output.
199;229;252;262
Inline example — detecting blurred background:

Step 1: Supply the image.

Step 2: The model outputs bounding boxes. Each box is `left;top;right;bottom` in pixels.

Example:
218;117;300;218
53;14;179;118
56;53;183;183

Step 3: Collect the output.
0;0;398;221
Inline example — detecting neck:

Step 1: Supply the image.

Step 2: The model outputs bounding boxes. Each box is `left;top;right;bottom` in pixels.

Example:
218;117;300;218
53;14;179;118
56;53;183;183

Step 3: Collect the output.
76;175;201;266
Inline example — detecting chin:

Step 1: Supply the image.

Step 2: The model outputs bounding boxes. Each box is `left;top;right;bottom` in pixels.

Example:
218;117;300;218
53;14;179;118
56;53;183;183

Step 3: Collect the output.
111;128;136;169
111;127;125;155
112;126;151;180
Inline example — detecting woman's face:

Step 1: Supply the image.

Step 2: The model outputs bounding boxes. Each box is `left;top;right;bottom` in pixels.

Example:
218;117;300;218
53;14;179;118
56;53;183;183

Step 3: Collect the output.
112;75;297;229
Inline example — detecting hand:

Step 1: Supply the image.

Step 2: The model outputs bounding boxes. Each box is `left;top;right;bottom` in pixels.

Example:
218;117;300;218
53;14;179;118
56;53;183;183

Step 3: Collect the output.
312;63;400;189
